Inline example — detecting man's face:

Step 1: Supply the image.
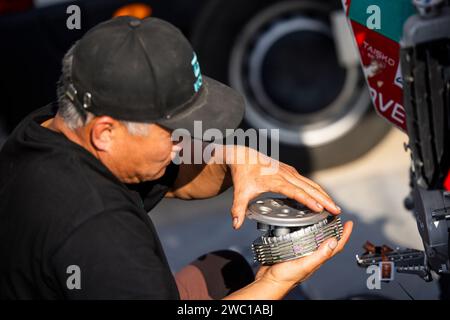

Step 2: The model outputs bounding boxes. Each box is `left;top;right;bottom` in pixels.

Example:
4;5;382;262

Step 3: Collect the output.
89;118;180;184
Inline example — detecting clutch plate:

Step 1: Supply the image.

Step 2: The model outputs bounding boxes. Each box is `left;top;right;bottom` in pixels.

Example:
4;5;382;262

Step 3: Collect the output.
247;197;343;265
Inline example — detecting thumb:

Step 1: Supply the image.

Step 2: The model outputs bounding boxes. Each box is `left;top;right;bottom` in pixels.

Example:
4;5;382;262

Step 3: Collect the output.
294;237;338;275
231;192;252;230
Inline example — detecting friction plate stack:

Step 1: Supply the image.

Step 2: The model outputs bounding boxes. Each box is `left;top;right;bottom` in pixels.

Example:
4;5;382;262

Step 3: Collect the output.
247;198;343;265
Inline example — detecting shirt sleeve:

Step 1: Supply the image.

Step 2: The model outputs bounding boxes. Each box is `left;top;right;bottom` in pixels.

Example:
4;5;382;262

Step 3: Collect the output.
51;209;179;299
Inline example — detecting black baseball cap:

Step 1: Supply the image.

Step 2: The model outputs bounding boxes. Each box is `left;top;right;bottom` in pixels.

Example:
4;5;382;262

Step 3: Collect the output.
66;16;245;140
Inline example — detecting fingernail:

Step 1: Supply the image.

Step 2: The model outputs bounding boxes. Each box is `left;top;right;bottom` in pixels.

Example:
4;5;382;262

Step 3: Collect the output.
328;238;338;250
335;205;341;212
232;217;239;229
316;203;323;210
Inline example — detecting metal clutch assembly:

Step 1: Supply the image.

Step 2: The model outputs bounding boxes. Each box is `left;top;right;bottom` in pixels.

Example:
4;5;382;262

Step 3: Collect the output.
247;198;343;265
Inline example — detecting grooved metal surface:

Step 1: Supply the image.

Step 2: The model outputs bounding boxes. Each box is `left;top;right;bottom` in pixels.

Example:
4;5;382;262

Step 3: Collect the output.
247;198;343;265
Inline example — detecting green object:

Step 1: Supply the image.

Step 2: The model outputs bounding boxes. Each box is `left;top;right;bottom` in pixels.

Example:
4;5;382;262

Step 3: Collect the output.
348;0;417;42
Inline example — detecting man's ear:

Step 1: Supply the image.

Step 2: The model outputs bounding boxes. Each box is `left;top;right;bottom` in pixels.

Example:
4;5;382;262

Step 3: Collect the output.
90;116;118;151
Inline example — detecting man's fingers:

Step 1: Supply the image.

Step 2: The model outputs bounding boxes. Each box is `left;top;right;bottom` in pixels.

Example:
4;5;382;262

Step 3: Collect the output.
282;164;332;199
282;175;340;214
330;221;353;257
231;191;253;229
272;183;323;212
292;237;338;278
298;175;331;198
291;220;353;277
304;184;340;215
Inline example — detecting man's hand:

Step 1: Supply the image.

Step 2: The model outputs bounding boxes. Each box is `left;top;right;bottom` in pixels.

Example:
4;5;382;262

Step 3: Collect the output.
224;221;353;300
256;221;352;283
227;146;341;229
169;144;342;230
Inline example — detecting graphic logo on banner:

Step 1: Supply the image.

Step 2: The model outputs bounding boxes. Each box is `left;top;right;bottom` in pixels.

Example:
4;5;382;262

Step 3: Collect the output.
394;63;403;88
344;0;416;132
348;0;416;43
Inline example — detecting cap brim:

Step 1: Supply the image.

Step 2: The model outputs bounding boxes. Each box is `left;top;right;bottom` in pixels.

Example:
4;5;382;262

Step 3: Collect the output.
157;76;245;141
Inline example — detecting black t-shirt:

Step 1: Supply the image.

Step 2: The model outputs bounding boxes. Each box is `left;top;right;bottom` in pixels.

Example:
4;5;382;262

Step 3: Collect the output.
0;104;180;299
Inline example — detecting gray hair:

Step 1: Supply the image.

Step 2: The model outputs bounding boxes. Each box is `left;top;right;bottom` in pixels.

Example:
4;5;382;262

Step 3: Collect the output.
56;45;150;136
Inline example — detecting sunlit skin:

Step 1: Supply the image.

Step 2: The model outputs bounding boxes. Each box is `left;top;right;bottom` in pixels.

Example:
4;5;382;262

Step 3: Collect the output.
41;113;353;300
42;115;181;184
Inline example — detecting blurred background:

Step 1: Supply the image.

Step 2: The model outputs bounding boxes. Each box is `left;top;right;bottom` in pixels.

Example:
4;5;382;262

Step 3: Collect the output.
0;0;441;299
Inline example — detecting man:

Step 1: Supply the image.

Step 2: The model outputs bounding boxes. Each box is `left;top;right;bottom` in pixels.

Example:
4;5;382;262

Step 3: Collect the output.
0;17;352;299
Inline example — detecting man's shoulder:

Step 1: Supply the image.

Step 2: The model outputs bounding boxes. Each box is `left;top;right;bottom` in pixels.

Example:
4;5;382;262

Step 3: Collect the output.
1;144;138;228
0;148;150;256
29;151;107;207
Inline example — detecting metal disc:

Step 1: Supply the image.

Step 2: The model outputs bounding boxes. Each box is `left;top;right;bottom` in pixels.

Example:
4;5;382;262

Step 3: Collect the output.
246;198;329;227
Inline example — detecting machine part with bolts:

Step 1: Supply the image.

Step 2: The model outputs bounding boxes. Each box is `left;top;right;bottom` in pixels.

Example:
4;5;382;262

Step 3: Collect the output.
356;241;432;282
247;198;343;265
399;1;450;277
